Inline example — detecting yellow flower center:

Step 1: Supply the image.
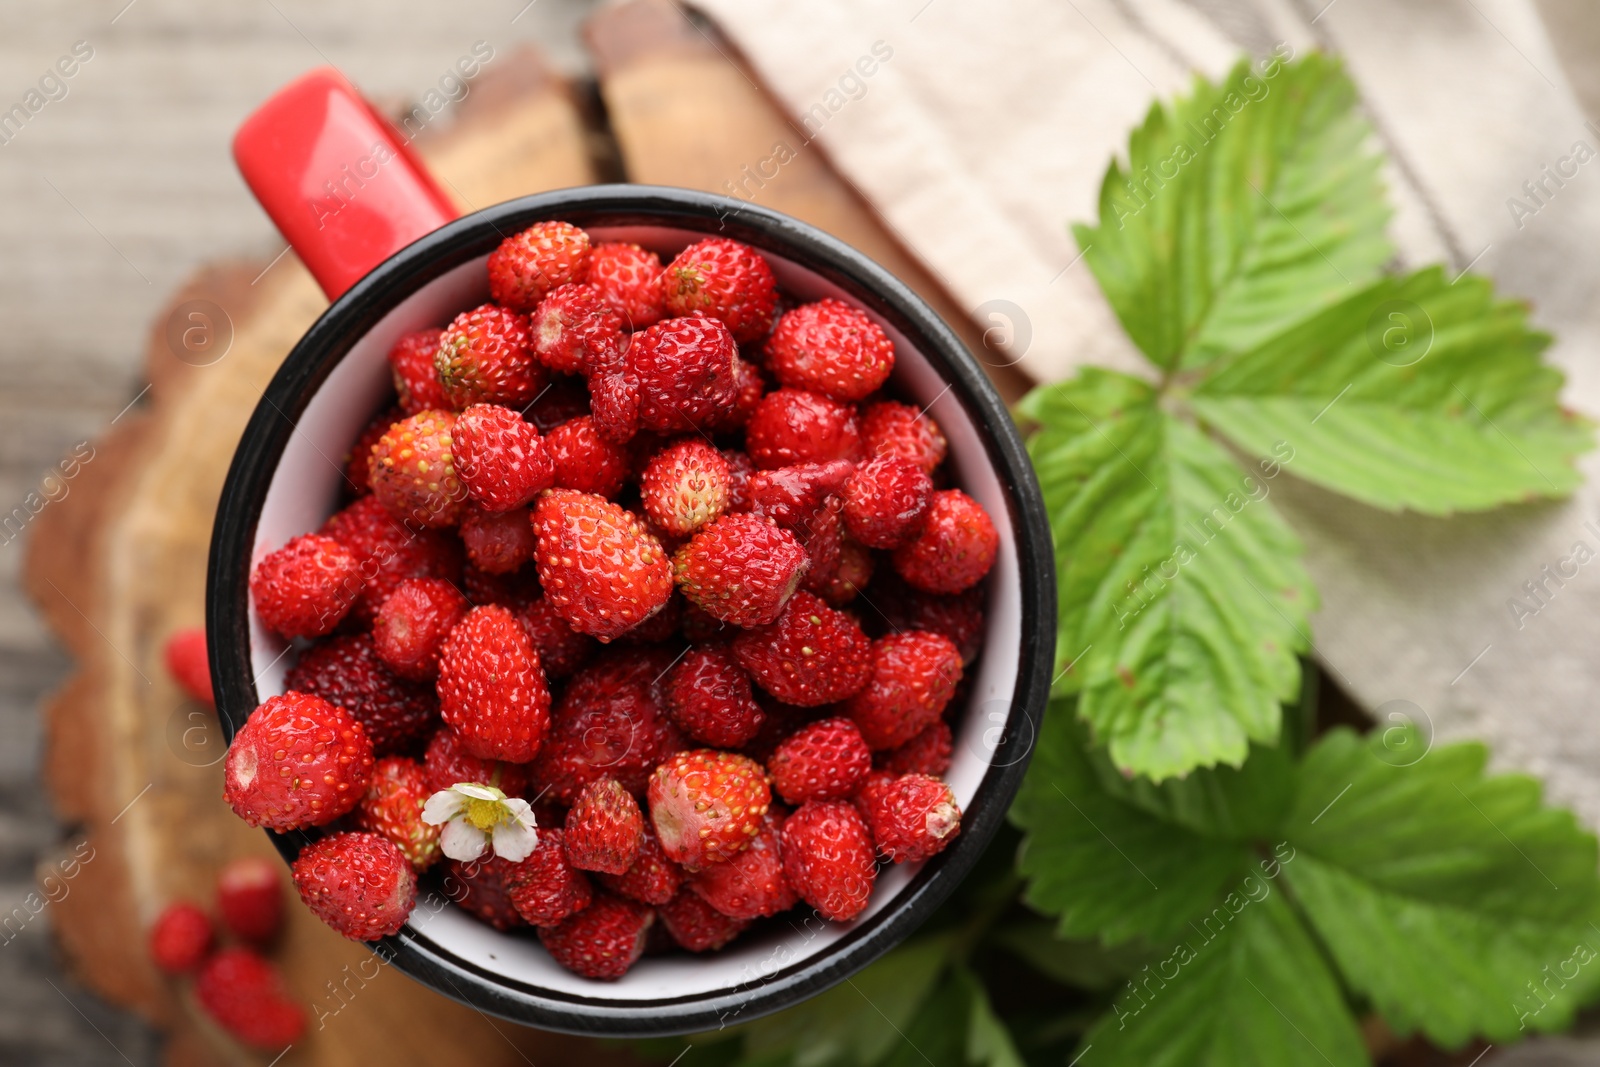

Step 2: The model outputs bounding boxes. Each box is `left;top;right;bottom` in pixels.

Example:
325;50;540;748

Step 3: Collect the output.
464;797;508;831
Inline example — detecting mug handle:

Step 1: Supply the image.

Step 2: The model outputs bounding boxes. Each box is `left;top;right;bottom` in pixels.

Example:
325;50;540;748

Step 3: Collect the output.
233;67;460;300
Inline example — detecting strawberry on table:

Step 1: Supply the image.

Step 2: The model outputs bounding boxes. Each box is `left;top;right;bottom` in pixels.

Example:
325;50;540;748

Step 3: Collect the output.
647;749;772;869
195;948;306;1049
216;856;284;945
148;901;213;974
224;692;374;831
163;626;213;705
291;831;417;941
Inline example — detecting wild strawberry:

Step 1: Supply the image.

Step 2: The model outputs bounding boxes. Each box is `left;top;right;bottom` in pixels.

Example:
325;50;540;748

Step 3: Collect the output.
285;633;439;756
530;652;671;801
745;388;862;469
460;506;536;575
873;577;987;665
733;591;872;707
820;540;874;606
780;800;876;922
640;439;731;536
436;855;522;929
196;948;306;1049
738;697;814;765
689;808;797;919
488;220;591;312
648;749;772;869
531;283;623;375
505;828;594;926
857;772;961;863
388;328;448;415
615;590;682;645
225;692;374;831
436;605;552;763
546;415;631;498
587;241;665;328
797;494;846;596
149;901;213;974
436;303;544;410
723;449;756;512
672;515;807;628
163;626;213;705
345;406;402;495
597;829;682;905
659;889;749;951
565;777;645;875
453;403;553;511
532;489;673;642
844;455;932;549
462;561;541;610
629;316;742;436
861;400;947;474
844;631;963;750
680;601;725;644
356;757;442;870
216;856;284;945
661;238;778;343
515;596;595;679
292;831;417;941
746;460;855;530
538;894;653;980
768;717;872;805
664;645;765;748
704;355;766;433
526;377;592;432
369;409;466;528
878;719;953;777
320;495;462;623
892;490;998;594
766;299;894;402
249;533;360;639
423;726;528;797
372;578;469;681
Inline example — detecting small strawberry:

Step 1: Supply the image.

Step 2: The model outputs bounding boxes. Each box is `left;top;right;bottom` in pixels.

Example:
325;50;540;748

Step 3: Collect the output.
861;400;947;474
745;388;863;469
732;591;872;707
843;455;932;549
844;631;963;750
647;749;772;869
587;241;665;328
614;589;683;645
797;494;846;596
672;514;807;628
515;596;595;679
505;827;594;926
196;948;306;1049
689;808;797;920
640;439;731;536
388;328;448;415
436;303;544;410
768;717;872;805
746;460;855;530
344;406;402;495
664;645;765;748
766;299;895;402
446;854;528;930
285;633;439;757
857;772;961;863
723;449;757;512
586;365;641;445
597;829;683;905
460;505;536;575
356;757;442;870
526;377;592;432
780;800;876;922
149;901;213;974
224;692;374;831
453;403;553;511
704;355;766;433
216;856;284;945
423;726;528;797
564;777;645;875
436;605;553;763
878;719;953;778
292;831;417;941
369;409;466;528
545;415;631;498
488;220;591;312
538;893;653;980
163;626;213;705
658;889;748;952
627;314;741;433
320;495;462;623
372;578;470;681
532;489;673;642
661;238;778;343
892;489;998;594
531;283;623;375
249;533;360;639
819;539;874;607
873;577;986;665
530;667;663;803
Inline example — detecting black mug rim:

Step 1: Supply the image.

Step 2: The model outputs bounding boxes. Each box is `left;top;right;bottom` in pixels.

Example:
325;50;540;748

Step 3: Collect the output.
206;184;1056;1037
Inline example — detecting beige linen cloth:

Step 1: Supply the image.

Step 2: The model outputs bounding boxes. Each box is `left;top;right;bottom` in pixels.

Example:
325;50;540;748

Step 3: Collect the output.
689;1;1600;835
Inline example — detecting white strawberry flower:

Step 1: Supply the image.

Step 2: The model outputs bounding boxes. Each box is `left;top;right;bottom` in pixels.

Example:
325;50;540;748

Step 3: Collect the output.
421;782;538;863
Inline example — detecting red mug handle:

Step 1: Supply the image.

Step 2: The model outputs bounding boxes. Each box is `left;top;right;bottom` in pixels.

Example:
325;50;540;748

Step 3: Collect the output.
233;67;460;300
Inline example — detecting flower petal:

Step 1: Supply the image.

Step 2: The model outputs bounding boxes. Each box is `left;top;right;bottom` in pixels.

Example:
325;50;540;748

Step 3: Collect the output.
453;782;503;802
502;797;536;827
492;821;539;863
421;789;467;826
440;820;488;863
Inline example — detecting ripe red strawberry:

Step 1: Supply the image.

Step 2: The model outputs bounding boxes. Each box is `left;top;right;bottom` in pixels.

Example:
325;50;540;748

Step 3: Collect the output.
873;577;986;665
658;889;749;952
768;717;872;805
564;777;645;875
780;800;876;922
446;854;528;930
249;533;360;639
587;241;665;329
857;772;961;863
163;626;213;705
216;856;284;945
285;633;439;757
372;578;470;681
345;406;402;495
664;645;765;748
538;893;653;979
436;605;552;763
689;808;797;919
196;948;306;1049
388;328;448;415
844;455;933;549
423;726;528;796
532;489;673;642
746;460;855;530
892;489;998;594
615;589;683;645
436;303;544;410
723;449;757;512
505;827;594;926
531;283;623;375
529;651;673;801
586;365;641;445
515;596;595;679
732;591;872;707
545;415;631;498
356;757;442;870
745;388;863;469
488;220;591;312
640;439;731;537
597;829;683;905
647;749;772;869
149;901;213;974
460;505;536;574
766;299;895;402
844;631;963;750
661;238;778;343
369;409;466;528
320;494;463;623
628;314;741;433
526;377;592;432
705;355;766;433
861;400;947;474
453;403;553;511
878;719;953;777
225;692;374;831
672;514;807;628
819;540;874;606
292;831;417;941
797;494;846;596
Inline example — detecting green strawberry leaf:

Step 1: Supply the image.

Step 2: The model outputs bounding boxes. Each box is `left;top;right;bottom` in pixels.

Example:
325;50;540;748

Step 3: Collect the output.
958;968;1027;1067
